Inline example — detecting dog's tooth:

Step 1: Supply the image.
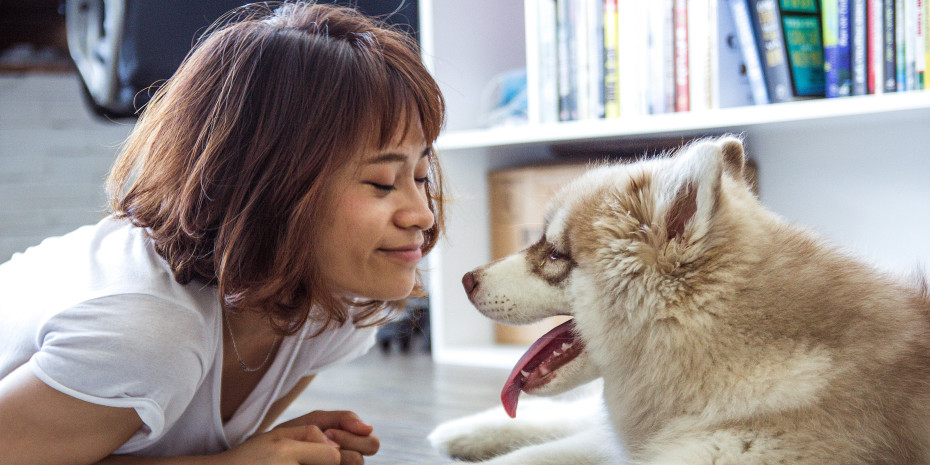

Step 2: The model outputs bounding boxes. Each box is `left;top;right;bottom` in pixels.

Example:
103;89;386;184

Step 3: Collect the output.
552;350;561;356
520;370;530;378
561;343;572;351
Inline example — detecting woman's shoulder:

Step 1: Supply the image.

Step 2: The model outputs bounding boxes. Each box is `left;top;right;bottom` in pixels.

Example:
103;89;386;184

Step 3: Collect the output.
1;216;221;324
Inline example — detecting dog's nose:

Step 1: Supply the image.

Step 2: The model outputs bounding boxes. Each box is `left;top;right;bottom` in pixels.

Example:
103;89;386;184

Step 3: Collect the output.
462;271;478;295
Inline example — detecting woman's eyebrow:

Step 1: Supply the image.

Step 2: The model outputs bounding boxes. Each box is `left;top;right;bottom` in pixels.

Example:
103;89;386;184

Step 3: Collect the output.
365;147;432;165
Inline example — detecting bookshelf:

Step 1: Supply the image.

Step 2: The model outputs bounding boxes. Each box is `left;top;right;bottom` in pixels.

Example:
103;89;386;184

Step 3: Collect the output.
420;0;930;368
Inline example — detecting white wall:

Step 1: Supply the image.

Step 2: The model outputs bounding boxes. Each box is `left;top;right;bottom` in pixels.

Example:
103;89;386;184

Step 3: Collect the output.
747;109;930;274
0;73;134;262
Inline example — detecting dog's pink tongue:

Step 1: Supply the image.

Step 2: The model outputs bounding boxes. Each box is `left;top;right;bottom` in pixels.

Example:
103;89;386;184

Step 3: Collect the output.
501;319;577;418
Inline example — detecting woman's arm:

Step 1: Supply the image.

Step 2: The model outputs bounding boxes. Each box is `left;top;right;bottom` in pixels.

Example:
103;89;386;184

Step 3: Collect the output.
0;366;342;465
0;363;142;465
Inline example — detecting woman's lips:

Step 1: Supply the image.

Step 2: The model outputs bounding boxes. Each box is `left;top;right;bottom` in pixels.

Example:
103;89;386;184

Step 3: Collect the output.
378;245;423;263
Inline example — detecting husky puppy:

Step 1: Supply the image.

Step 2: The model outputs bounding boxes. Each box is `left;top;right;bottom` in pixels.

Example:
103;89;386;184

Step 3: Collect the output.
430;137;930;464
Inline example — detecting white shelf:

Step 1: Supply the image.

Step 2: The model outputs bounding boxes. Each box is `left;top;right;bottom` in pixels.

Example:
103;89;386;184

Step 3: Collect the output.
437;91;930;151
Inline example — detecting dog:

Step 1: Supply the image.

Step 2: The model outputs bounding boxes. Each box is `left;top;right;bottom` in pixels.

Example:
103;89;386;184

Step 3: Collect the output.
429;136;930;464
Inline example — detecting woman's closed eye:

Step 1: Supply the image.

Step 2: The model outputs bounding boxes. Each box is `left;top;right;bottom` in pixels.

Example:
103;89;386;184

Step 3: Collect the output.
367;182;396;192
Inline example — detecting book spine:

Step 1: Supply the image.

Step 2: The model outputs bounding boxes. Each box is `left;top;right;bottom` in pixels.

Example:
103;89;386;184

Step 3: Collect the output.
588;0;605;119
779;0;826;97
618;0;647;116
572;0;592;120
674;0;690;111
921;0;930;89
557;0;577;120
716;0;756;107
896;0;906;90
838;0;854;95
603;0;621;118
749;0;795;101
539;0;561;122
868;0;885;93
689;0;712;111
662;0;678;111
916;0;926;87
884;0;898;91
824;0;842;96
852;0;869;93
925;0;930;88
905;0;917;90
729;0;771;103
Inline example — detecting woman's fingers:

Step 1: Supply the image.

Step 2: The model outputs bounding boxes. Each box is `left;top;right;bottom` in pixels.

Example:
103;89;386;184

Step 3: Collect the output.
325;428;380;456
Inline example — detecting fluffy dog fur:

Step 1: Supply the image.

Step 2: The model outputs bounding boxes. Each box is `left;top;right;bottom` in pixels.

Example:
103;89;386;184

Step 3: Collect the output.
429;137;930;464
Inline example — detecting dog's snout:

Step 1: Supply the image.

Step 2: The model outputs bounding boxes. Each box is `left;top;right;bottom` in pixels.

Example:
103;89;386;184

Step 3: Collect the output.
462;271;478;295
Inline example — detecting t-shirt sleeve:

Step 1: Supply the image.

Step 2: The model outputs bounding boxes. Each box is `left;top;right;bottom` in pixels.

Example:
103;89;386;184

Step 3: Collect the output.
304;323;377;377
29;294;212;442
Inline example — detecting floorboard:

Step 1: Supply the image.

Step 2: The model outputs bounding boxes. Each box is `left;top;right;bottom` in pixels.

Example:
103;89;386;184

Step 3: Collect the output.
280;350;511;464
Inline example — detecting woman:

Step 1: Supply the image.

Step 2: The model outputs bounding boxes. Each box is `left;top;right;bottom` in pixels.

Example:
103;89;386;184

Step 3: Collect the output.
0;2;445;464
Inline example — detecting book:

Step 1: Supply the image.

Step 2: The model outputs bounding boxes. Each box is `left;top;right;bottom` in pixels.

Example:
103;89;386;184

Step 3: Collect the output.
778;0;826;97
689;0;712;111
647;0;676;113
729;0;771;103
868;0;885;94
674;0;690;111
525;0;560;123
715;0;757;107
556;0;577;120
896;0;906;90
916;0;926;88
851;0;869;94
617;0;648;116
603;0;621;118
904;0;917;90
747;0;795;101
884;0;898;91
925;0;930;88
585;0;605;119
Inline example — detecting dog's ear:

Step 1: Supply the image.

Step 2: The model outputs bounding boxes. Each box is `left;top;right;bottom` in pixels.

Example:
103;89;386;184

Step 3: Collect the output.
660;137;743;241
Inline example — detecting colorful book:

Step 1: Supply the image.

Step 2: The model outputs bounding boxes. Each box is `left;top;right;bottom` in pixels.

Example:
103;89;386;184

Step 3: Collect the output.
916;0;926;88
851;0;869;94
779;0;826;97
896;0;906;90
729;0;771;103
925;0;930;88
867;0;885;94
824;0;844;96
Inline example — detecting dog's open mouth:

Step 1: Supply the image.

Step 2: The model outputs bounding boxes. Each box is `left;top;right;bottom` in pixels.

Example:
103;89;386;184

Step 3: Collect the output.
501;319;584;418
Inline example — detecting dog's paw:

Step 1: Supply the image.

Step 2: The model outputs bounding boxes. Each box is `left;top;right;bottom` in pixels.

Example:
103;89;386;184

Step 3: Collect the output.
428;409;533;461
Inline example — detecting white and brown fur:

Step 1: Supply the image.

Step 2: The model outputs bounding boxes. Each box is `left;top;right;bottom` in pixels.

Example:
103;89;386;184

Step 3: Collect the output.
430;137;930;464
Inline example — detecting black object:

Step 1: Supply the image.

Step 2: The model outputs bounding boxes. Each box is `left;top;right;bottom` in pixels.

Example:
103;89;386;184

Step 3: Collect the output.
65;0;420;119
376;296;430;354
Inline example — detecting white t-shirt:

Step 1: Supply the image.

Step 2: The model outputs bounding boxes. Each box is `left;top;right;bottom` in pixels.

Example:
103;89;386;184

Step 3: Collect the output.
0;217;376;456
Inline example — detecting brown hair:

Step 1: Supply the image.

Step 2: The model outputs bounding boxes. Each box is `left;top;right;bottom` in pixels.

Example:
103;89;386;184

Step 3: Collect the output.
107;1;445;334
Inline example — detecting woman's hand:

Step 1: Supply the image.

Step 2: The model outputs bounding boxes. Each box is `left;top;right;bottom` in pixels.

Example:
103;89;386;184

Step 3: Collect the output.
218;424;343;465
274;410;380;465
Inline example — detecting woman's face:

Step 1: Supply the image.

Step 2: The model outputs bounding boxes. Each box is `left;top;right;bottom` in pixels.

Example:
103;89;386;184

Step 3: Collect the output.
316;126;434;301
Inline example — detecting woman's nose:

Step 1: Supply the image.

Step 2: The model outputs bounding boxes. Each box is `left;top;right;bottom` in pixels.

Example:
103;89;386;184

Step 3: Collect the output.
396;186;434;230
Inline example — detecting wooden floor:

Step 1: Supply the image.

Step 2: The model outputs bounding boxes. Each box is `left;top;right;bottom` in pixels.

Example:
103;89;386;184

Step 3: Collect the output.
280;348;511;465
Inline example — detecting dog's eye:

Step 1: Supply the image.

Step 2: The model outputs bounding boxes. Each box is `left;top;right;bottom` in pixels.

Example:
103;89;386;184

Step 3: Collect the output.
549;249;566;261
